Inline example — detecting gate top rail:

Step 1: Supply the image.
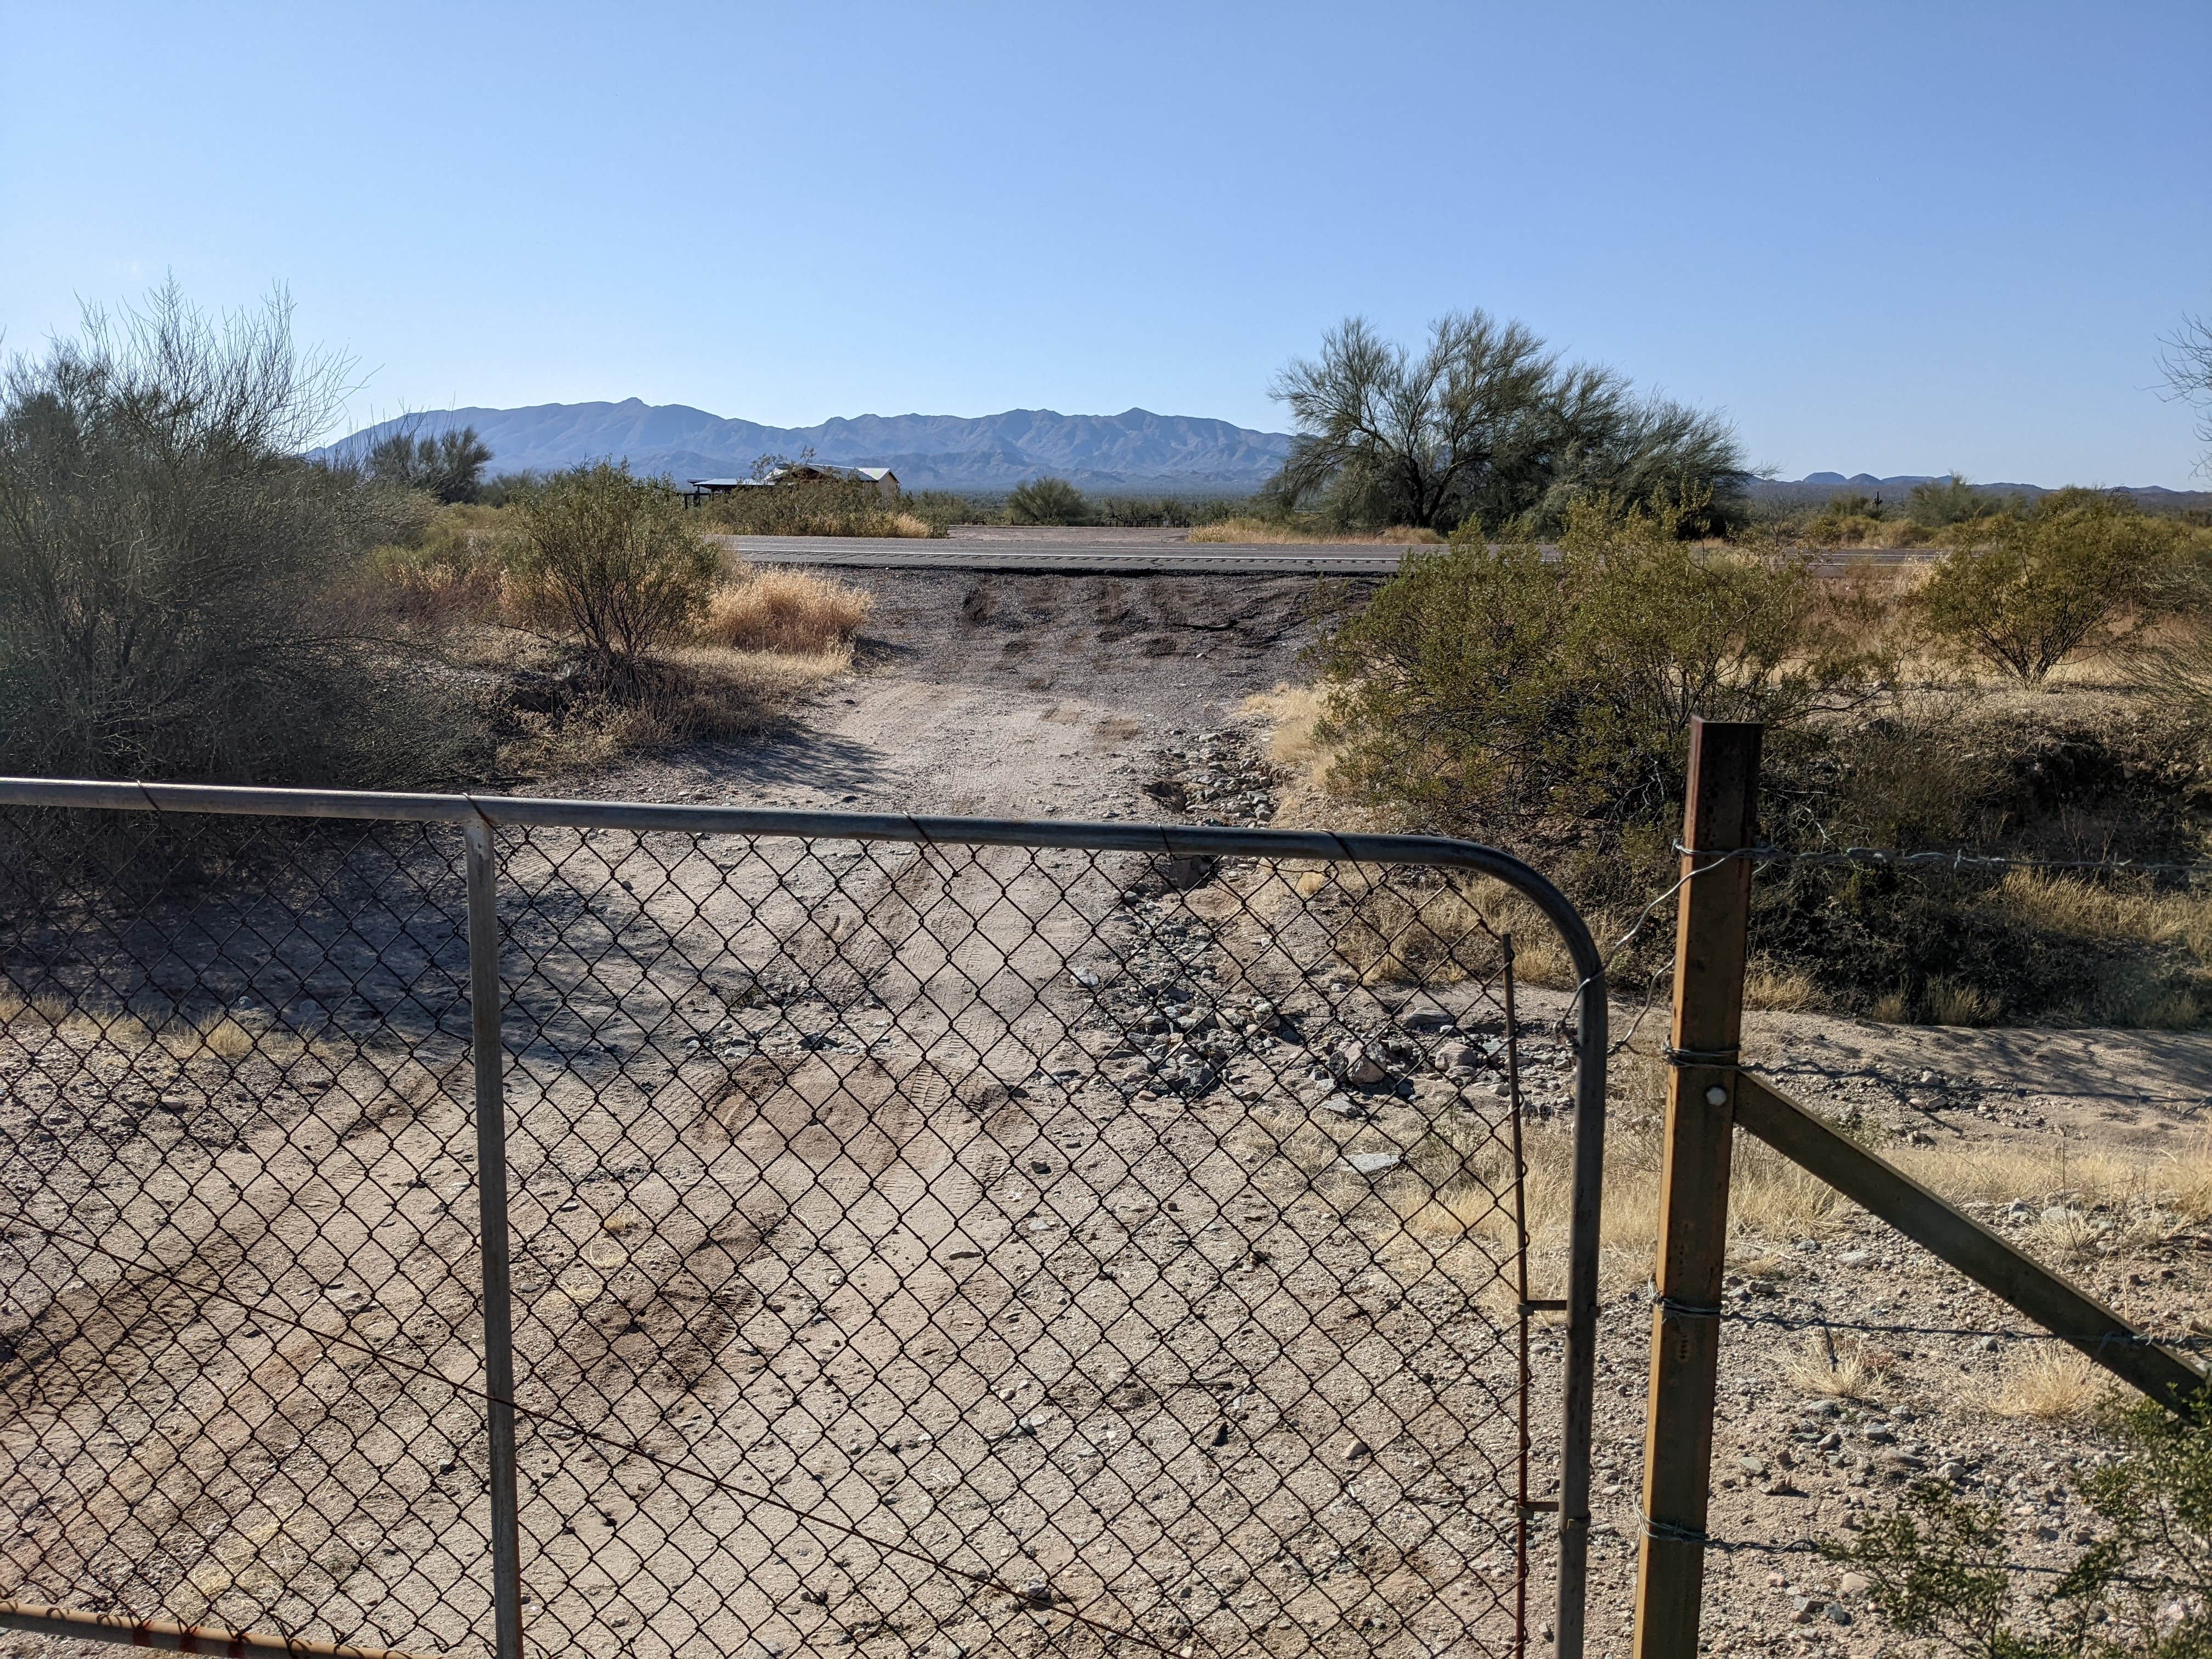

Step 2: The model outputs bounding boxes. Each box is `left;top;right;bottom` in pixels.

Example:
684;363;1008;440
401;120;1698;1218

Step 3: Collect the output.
0;775;1604;983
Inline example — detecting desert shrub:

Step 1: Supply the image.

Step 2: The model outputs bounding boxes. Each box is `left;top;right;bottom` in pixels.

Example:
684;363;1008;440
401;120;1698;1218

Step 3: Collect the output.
1086;494;1253;528
490;641;844;780
366;422;493;504
507;464;718;684
1905;471;2015;529
1269;311;1748;534
1803;490;1932;549
1833;1393;2212;1657
368;503;518;629
0;285;484;787
1007;477;1090;525
697;477;939;537
477;471;550;508
698;569;872;653
1308;490;2212;1023
1917;490;2198;680
1315;496;1889;900
902;491;979;532
1751;703;2212;1025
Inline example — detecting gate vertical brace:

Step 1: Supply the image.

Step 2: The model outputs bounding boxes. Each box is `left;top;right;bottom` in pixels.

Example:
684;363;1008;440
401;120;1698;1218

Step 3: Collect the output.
465;820;526;1659
1630;719;1762;1659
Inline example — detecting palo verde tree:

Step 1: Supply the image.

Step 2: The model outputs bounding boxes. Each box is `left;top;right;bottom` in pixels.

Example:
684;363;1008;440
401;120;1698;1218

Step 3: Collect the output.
1267;311;1751;534
366;420;494;504
0;283;477;786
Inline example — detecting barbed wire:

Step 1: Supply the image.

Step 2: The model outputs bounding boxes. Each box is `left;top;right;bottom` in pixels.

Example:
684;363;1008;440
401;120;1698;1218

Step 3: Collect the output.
1573;834;2212;1060
1628;1519;2118;1583
1700;1305;2212;1353
1676;842;2212;879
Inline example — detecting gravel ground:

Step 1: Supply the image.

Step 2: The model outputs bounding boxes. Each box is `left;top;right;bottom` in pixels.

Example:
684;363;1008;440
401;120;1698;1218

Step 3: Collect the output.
11;568;2212;1659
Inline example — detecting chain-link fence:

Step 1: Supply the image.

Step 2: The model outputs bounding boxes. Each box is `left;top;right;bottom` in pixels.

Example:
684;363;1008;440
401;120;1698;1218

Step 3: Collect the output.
0;782;1608;1659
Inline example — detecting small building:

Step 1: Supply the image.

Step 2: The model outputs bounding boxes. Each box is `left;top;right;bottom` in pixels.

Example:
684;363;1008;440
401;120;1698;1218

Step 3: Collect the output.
679;477;746;506
682;464;900;506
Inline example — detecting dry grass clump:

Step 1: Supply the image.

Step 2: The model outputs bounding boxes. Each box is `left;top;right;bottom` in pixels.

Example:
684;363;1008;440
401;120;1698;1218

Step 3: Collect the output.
0;985;295;1061
1242;684;1332;784
1188;518;1444;546
180;1014;257;1059
368;503;519;629
1978;1345;2112;1420
495;644;850;777
1777;1331;1885;1400
1328;871;1581;991
0;986;157;1048
1405;1052;1853;1295
697;568;873;653
1743;961;1822;1012
1889;1132;2212;1221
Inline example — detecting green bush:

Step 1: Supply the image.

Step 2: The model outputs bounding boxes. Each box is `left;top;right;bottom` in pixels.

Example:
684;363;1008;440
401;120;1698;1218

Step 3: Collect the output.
367;423;493;504
1269;311;1748;534
1834;1394;2212;1657
1007;477;1090;525
1315;498;1888;876
509;464;718;683
1905;472;2015;529
697;477;934;537
0;285;484;787
1917;490;2198;681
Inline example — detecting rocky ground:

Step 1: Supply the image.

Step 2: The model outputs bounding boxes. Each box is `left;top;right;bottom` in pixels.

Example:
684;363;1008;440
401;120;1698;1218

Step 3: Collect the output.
8;567;2212;1659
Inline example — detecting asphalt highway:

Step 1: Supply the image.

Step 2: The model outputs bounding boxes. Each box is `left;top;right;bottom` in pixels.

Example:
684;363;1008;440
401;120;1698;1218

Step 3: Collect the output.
715;531;1940;577
716;534;1415;575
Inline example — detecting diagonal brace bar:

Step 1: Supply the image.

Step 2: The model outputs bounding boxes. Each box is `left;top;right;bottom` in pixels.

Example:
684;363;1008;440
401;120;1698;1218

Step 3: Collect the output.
1733;1070;2208;1412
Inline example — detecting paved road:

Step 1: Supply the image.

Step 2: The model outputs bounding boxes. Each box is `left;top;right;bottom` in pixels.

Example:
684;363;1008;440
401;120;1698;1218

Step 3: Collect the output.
716;531;1941;577
716;533;1417;575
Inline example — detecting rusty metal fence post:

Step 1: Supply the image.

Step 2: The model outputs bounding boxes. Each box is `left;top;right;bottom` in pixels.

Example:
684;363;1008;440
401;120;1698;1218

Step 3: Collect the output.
464;819;526;1659
1630;719;1762;1659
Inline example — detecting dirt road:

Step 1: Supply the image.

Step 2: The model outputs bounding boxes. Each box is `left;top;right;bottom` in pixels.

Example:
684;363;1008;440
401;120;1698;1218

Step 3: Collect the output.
606;569;1366;821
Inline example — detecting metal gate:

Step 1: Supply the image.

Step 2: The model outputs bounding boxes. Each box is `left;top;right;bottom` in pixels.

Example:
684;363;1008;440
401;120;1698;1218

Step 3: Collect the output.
0;781;1607;1659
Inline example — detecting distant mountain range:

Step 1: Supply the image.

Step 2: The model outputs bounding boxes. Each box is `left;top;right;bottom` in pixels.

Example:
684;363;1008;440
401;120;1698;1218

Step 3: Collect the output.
316;404;2209;506
318;401;1296;494
1746;472;2211;510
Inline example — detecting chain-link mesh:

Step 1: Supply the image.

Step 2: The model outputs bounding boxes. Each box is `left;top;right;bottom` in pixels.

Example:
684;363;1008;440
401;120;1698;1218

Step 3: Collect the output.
1;800;1600;1659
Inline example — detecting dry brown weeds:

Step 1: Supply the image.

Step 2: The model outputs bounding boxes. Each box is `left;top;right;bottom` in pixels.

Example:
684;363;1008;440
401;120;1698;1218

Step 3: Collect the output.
1188;519;1444;546
1977;1346;2112;1420
699;569;874;654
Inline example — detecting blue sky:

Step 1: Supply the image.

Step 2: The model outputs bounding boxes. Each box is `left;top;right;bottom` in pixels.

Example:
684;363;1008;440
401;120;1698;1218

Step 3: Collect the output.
4;1;2207;484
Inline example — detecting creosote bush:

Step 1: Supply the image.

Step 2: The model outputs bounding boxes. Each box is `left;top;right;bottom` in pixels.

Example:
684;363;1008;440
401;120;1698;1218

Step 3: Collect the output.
1007;477;1090;525
1917;489;2200;681
507;464;719;685
1307;492;2212;1024
1833;1393;2212;1657
1315;495;1889;906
